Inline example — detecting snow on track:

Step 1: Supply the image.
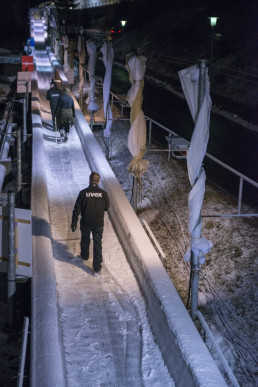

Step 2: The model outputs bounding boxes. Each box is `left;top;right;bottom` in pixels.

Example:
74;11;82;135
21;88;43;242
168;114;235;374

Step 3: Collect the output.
37;72;174;386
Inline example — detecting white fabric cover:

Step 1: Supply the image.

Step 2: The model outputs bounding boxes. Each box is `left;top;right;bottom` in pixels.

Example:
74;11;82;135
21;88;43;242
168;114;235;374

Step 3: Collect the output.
178;65;199;124
126;54;149;177
100;41;114;137
178;65;212;263
78;35;85;99
62;35;69;74
86;40;98;112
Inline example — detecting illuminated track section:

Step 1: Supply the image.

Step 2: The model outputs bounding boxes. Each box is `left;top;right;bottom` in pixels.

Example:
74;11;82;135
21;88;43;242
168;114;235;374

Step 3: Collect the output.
30;15;174;387
30;14;226;387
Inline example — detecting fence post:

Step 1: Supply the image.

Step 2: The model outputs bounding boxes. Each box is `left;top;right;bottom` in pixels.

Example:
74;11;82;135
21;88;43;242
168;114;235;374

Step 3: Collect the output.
148;119;152;145
238;177;243;214
23;96;27;146
190;59;207;319
7;190;16;328
17;128;22;207
132;177;137;212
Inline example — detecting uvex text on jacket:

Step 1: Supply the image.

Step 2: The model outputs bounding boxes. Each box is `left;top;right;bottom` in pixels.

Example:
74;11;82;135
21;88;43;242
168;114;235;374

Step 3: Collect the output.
72;183;110;228
46;86;62;116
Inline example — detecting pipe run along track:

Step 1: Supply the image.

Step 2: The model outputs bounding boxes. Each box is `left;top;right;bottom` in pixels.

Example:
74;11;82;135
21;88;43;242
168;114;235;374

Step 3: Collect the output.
30;15;226;387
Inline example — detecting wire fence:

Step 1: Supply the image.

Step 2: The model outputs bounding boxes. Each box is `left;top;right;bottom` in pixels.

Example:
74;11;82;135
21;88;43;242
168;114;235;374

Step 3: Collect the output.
146;52;258;85
78;0;134;9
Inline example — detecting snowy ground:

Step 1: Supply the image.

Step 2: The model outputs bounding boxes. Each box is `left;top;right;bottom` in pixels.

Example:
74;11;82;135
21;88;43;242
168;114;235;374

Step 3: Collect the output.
37;73;174;386
89;101;257;386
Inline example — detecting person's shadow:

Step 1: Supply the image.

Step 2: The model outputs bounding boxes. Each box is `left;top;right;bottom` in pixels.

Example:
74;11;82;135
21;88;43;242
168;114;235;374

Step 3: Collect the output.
32;216;93;275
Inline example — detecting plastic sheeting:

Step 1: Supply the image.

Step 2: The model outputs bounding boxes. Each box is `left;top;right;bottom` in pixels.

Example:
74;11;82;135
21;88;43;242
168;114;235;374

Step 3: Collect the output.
62;35;69;74
86;40;98;112
126;53;149;177
178;65;213;263
78;34;85;100
100;41;114;137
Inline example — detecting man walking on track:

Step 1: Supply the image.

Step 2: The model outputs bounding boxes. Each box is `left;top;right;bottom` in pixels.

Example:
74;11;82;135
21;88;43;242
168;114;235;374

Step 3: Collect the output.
56;87;75;142
46;80;62;131
71;172;110;276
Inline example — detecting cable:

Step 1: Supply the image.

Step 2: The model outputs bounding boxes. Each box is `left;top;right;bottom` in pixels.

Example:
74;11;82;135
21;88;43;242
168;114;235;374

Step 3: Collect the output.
199;270;257;384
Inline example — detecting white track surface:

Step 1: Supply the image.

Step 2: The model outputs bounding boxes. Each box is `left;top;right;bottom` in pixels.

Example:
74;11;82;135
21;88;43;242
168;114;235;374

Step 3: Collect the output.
35;70;174;386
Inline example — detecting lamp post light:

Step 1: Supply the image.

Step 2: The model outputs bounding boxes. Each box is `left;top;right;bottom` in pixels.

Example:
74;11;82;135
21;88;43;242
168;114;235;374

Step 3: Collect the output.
208;17;218;84
120;20;127;60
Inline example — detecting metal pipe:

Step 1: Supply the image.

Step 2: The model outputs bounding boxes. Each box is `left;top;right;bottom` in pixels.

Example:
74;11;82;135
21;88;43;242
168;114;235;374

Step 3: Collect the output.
132;177;137;212
7;190;16;328
198;59;208;112
191;59;207;319
104;136;110;159
23;97;27;144
203;213;258;218
26;81;29;113
148;119;152;145
196;311;240;387
209;27;215;84
17;128;22;207
238;177;243;214
17;317;29;387
142;219;166;259
90;111;94;131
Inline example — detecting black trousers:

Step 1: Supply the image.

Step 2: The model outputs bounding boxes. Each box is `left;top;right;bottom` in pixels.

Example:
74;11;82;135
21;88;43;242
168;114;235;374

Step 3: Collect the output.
51;110;56;131
81;225;103;272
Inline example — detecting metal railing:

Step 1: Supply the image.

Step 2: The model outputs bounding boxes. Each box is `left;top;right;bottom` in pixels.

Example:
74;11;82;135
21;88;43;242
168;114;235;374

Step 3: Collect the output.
144;116;258;217
108;91;258;217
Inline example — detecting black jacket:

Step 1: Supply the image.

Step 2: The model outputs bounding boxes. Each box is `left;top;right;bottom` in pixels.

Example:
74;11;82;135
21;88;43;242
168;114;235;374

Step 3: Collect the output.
72;183;110;228
53;74;62;90
46;86;62;115
56;94;75;117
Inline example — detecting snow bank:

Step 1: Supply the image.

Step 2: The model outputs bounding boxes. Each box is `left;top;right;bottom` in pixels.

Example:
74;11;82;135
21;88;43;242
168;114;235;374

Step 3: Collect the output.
30;71;66;387
74;106;226;386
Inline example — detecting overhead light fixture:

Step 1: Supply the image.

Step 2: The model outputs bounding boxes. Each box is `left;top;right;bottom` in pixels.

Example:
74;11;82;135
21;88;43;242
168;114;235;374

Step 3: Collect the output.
208;17;218;27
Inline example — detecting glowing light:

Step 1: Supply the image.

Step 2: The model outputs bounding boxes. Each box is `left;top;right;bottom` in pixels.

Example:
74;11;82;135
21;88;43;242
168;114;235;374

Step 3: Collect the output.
209;17;218;27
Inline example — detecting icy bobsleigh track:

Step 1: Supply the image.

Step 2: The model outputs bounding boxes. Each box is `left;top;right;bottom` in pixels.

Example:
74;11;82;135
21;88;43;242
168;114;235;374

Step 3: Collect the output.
29;20;226;387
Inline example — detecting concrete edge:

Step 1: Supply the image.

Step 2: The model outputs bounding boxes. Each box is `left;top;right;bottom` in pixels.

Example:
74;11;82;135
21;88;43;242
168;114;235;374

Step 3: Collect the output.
74;106;226;386
30;71;67;387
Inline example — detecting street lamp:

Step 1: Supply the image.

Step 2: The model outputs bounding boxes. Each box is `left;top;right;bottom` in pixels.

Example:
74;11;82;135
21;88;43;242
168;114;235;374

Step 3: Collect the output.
208;17;218;84
120;20;127;60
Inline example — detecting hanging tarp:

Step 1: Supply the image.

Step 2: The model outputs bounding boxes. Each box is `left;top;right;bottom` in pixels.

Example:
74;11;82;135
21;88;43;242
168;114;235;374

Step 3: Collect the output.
178;66;199;123
62;35;69;74
86;40;98;112
100;41;114;137
78;34;85;101
178;65;213;263
126;53;149;177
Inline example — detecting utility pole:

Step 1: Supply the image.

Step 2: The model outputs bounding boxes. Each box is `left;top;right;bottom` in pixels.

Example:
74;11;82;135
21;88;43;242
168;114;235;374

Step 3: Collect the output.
17;128;22;207
208;17;218;84
190;59;208;319
7;190;16;329
132;176;137;212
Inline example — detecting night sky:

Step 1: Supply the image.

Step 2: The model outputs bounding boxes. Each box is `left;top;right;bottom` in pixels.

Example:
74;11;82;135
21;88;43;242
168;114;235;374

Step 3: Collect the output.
0;0;257;52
